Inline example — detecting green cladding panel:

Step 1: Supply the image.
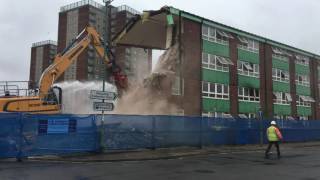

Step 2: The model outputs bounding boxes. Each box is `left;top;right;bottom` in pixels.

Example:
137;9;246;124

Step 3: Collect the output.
295;64;310;74
297;106;312;116
239;101;260;113
202;98;230;112
203;40;229;57
238;75;260;89
237;49;259;64
202;68;229;84
272;58;289;71
273;81;290;93
166;14;174;25
273;104;291;115
296;85;311;96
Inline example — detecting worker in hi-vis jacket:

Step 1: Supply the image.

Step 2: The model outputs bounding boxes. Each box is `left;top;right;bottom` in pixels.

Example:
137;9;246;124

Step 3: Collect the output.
265;121;283;159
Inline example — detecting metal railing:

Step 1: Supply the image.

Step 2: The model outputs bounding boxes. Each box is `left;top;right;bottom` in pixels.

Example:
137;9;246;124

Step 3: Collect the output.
0;81;35;97
117;5;140;15
60;0;104;12
32;40;57;47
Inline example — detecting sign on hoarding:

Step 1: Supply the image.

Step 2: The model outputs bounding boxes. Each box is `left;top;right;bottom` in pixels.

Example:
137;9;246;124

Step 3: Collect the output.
38;119;77;134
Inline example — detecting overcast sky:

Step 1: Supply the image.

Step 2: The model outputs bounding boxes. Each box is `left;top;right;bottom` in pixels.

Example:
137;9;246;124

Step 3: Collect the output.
0;0;319;81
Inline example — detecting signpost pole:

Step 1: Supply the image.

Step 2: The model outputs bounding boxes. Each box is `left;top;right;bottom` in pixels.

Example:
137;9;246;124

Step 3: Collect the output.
99;0;112;153
259;109;263;146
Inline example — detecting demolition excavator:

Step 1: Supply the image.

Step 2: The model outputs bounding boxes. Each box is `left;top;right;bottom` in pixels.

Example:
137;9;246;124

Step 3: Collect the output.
0;6;179;114
0;27;127;113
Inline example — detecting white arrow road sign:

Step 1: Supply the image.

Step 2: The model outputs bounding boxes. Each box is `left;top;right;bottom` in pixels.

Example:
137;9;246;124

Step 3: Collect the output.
93;102;114;111
90;90;117;100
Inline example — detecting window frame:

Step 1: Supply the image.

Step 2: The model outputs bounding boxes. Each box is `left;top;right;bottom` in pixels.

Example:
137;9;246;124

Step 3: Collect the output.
237;61;259;77
273;92;291;105
238;87;260;102
237;36;259;53
202;25;232;45
272;68;290;83
202;81;229;100
171;76;184;96
202;53;230;72
296;95;312;107
295;55;310;66
295;74;310;87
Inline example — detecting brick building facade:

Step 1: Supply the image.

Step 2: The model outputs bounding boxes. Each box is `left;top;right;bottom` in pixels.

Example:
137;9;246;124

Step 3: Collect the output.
29;40;57;88
57;0;151;83
118;7;320;120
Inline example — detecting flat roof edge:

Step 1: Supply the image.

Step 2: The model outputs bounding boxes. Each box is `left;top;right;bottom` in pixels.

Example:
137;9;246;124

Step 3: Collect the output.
168;6;320;59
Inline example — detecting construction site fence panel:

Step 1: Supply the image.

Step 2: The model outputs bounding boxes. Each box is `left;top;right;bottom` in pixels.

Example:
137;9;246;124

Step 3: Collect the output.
1;113;320;159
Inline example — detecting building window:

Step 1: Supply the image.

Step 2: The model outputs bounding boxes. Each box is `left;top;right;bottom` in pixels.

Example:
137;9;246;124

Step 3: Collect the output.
272;54;289;62
202;53;232;72
318;85;320;102
295;55;309;66
272;47;290;62
238;113;257;119
88;73;93;80
274;115;290;120
111;27;116;33
238;87;260;102
272;47;291;56
202;112;232;118
237;61;259;77
202;82;229;100
295;74;310;86
172;76;184;96
88;51;96;58
273;92;292;105
272;68;289;83
296;95;314;107
298;116;309;120
87;66;93;73
237;36;259;53
89;17;96;24
202;25;233;45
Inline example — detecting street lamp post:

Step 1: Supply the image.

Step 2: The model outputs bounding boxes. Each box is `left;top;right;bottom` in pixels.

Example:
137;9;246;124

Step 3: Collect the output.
99;0;113;152
102;0;113;95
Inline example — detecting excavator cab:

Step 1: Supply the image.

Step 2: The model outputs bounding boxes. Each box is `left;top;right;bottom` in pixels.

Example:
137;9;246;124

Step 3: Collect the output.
42;86;62;106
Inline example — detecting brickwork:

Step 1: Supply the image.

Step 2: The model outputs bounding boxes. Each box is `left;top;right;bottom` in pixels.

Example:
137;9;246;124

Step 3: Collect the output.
289;55;297;118
264;44;274;119
229;35;239;116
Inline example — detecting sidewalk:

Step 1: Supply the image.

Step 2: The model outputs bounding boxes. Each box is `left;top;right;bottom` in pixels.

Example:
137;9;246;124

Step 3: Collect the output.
26;141;320;163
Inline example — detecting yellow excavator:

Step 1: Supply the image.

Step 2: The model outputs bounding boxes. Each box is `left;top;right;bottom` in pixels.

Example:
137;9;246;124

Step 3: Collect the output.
0;27;128;114
0;6;177;114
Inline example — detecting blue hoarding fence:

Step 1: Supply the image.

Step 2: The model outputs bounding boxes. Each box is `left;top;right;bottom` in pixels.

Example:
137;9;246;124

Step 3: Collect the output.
1;113;320;159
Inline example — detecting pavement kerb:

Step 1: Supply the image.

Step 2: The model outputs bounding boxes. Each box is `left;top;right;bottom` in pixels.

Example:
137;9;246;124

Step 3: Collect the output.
13;141;320;163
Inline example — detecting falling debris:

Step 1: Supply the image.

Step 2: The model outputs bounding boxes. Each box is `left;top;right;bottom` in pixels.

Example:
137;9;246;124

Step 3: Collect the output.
114;44;180;115
54;44;180;115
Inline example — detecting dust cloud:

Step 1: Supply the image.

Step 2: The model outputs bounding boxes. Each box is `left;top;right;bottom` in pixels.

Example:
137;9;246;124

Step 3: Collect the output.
56;81;116;114
114;44;180;115
55;44;180;115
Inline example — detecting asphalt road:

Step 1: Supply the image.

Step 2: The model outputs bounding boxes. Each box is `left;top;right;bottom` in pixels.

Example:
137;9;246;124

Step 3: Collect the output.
1;146;320;180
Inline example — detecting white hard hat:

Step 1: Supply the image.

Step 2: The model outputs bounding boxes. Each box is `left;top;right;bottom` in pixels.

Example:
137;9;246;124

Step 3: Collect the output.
271;121;276;125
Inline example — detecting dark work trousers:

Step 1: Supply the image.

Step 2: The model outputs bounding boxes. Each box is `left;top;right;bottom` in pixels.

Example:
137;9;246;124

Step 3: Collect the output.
265;141;281;158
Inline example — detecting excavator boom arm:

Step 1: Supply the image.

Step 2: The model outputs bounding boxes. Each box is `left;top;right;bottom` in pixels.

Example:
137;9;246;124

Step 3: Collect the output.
38;27;126;99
